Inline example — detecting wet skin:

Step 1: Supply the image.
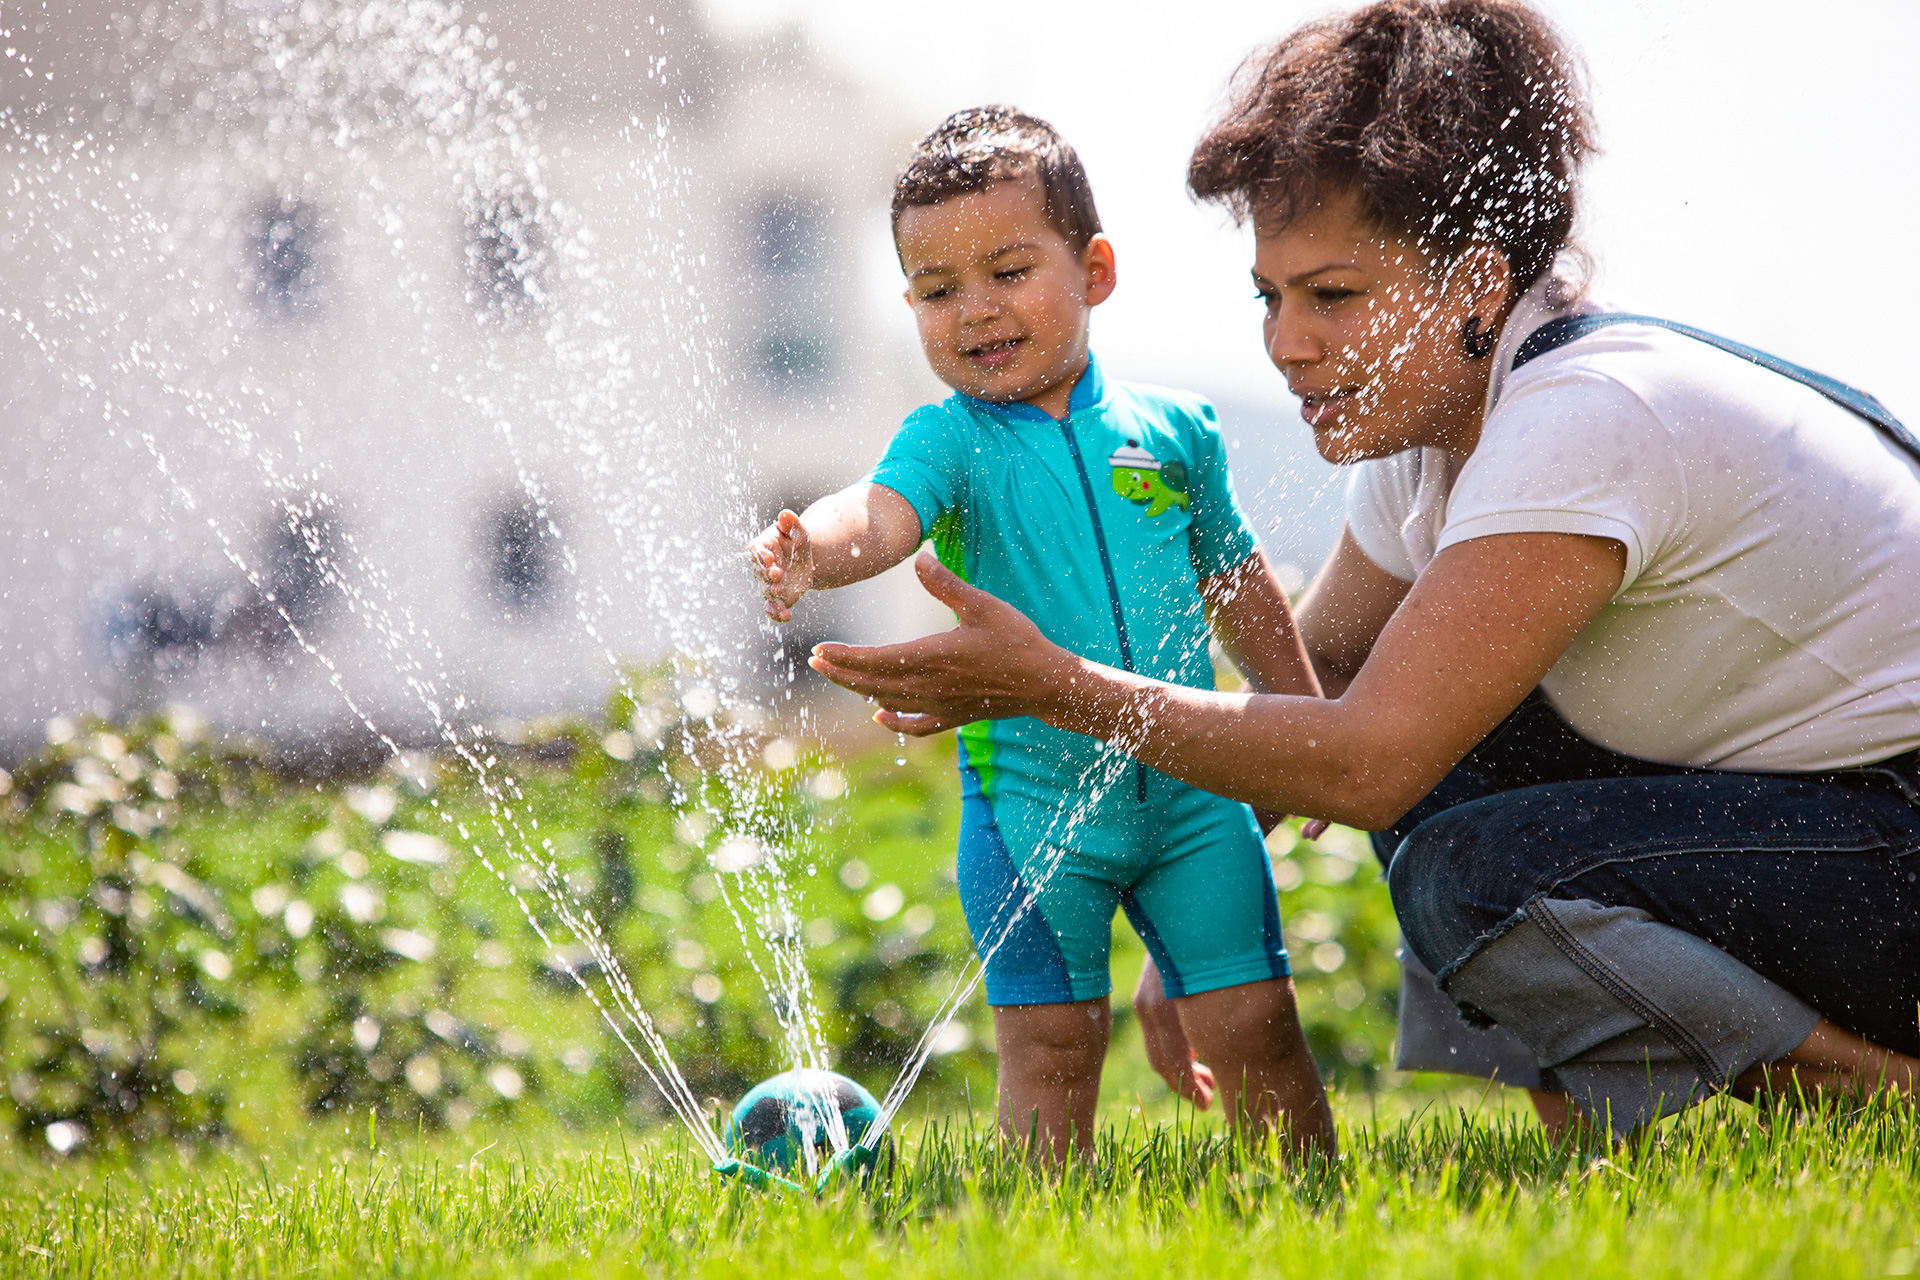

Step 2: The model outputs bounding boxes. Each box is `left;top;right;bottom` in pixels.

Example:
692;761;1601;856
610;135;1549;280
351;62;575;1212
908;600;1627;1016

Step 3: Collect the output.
895;175;1115;421
808;189;1920;1131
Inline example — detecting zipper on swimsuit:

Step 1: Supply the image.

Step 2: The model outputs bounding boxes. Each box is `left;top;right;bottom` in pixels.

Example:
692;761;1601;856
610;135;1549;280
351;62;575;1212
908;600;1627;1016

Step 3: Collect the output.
1058;415;1150;803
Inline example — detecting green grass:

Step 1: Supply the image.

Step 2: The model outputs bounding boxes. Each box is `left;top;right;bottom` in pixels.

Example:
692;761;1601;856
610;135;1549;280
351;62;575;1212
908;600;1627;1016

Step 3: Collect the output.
4;1093;1919;1278
7;710;1917;1277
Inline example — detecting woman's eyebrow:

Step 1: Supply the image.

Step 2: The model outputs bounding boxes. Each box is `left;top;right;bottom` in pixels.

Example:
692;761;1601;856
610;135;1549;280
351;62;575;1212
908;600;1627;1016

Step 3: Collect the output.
1285;262;1361;286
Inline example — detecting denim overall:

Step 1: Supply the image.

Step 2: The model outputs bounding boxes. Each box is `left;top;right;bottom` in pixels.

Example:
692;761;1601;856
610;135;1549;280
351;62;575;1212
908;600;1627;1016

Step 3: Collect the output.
1380;315;1920;1132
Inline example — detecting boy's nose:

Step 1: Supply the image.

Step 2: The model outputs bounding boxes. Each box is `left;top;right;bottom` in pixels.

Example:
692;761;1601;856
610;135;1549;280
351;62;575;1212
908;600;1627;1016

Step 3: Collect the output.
961;297;1002;325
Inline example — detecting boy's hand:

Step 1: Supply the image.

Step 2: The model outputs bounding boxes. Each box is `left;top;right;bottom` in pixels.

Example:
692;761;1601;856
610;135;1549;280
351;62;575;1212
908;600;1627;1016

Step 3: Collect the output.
749;509;814;623
1253;809;1332;841
1134;957;1216;1110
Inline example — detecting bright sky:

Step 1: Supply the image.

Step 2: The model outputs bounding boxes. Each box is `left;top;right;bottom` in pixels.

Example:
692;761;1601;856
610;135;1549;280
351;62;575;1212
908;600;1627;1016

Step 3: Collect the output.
706;0;1920;429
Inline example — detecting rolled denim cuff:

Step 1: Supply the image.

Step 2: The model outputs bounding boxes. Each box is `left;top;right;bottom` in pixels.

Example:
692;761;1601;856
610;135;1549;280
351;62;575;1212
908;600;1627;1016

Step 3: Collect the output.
1395;950;1543;1088
1440;897;1820;1134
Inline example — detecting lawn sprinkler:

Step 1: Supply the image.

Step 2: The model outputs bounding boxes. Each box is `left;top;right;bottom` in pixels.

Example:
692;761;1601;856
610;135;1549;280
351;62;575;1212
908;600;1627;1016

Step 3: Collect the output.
714;1069;887;1195
809;1139;882;1194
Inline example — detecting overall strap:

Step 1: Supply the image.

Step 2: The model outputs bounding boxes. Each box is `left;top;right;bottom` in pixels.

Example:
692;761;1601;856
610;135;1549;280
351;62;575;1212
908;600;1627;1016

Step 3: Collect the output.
1513;313;1920;465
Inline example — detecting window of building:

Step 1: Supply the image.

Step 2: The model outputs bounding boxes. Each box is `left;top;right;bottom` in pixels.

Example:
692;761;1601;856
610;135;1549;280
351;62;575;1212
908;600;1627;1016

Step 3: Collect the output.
755;333;832;384
101;585;213;674
486;499;560;617
250;196;325;317
745;192;836;389
751;195;827;275
465;187;550;325
264;501;342;632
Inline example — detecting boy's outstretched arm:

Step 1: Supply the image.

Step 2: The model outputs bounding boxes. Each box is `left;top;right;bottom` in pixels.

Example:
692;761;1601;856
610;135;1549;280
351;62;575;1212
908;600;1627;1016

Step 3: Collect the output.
749;482;923;622
1200;547;1322;701
1200;547;1328;833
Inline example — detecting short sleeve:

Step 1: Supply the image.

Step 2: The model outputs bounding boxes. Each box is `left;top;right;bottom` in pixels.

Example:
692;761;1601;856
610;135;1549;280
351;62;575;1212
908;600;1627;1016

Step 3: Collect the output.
1344;458;1422;583
1438;367;1687;595
866;403;968;539
1180;398;1262;579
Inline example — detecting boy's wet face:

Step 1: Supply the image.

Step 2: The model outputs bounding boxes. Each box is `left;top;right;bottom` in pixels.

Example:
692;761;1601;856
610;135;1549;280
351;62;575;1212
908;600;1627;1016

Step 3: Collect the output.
896;177;1113;417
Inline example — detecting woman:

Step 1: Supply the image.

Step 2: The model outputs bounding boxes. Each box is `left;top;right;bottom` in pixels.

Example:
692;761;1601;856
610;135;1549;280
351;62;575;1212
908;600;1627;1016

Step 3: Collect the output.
811;0;1920;1135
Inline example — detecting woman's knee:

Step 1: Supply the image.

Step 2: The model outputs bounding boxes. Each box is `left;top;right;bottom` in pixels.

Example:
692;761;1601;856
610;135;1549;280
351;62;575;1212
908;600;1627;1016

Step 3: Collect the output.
1386;805;1533;974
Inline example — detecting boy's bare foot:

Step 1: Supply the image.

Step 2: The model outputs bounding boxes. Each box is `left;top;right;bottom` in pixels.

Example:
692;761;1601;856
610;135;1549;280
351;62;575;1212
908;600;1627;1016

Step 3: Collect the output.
1529;1088;1573;1140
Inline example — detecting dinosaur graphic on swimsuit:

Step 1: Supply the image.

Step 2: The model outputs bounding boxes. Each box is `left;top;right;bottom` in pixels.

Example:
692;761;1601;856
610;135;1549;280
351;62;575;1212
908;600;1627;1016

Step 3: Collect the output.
1109;440;1189;517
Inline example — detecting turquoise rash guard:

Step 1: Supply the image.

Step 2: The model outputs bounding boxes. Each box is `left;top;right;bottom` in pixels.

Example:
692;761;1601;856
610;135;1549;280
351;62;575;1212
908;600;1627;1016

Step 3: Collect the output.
867;355;1290;1005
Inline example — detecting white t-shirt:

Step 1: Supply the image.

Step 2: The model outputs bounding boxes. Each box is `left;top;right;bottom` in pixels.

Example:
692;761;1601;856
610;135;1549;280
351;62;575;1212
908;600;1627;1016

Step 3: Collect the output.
1346;276;1920;771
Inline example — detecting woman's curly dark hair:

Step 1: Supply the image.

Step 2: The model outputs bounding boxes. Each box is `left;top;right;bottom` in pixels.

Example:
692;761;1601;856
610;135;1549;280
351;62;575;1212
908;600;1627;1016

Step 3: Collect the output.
1189;0;1596;295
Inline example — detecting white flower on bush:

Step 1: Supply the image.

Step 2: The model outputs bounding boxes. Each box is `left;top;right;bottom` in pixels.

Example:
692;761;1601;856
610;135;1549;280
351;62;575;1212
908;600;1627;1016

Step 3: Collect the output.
710;837;765;874
381;830;450;866
862;884;904;922
404;1054;442;1095
488;1065;525;1101
44;1121;85;1154
352;1016;382;1052
379;929;435;963
339;882;384;924
345;785;397;825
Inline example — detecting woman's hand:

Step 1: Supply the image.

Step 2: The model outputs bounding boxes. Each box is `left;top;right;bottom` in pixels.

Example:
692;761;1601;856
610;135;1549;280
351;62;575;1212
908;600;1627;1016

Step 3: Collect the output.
808;551;1074;735
1134;956;1215;1109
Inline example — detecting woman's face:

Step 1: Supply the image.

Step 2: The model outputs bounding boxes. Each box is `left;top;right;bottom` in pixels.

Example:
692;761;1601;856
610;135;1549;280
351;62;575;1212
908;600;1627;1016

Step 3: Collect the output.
1250;189;1507;463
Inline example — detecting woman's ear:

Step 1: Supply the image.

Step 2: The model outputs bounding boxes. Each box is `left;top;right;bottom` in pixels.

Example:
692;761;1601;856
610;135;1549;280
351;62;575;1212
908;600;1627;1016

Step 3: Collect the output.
1083;234;1118;307
1455;241;1515;322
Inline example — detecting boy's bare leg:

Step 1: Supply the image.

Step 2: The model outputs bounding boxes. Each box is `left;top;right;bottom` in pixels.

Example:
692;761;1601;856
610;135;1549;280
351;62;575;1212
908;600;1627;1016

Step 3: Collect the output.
992;998;1112;1163
1731;1016;1920;1102
1174;977;1336;1158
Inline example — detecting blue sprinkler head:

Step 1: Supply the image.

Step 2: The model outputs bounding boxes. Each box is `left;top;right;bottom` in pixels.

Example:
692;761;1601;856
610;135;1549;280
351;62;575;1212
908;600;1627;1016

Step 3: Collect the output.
811;1142;882;1194
710;1157;806;1194
719;1069;884;1181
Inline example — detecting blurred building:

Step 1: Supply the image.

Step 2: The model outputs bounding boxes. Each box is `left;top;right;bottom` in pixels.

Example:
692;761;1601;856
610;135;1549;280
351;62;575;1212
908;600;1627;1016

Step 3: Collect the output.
0;0;950;762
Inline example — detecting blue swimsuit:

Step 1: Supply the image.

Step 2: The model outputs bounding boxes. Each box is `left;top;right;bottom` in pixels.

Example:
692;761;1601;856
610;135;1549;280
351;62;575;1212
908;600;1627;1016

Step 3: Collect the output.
869;356;1291;1004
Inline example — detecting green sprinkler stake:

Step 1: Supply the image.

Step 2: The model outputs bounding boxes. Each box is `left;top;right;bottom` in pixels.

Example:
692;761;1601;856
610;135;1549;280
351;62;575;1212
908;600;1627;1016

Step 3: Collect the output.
711;1157;806;1194
811;1142;880;1194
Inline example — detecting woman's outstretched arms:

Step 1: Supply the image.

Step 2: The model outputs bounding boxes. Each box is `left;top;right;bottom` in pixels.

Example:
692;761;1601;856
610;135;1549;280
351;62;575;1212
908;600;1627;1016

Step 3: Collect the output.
811;530;1626;830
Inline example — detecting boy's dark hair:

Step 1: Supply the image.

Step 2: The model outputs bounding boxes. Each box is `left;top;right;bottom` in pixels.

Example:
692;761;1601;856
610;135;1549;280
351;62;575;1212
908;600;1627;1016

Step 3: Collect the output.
1188;0;1596;295
891;106;1103;256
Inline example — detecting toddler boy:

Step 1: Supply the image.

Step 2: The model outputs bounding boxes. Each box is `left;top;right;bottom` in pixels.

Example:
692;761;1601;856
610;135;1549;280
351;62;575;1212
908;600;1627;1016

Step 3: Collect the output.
749;106;1332;1159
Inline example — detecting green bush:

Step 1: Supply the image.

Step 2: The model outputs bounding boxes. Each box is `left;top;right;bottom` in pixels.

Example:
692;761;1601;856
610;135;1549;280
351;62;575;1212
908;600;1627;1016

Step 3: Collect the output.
0;689;1400;1157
